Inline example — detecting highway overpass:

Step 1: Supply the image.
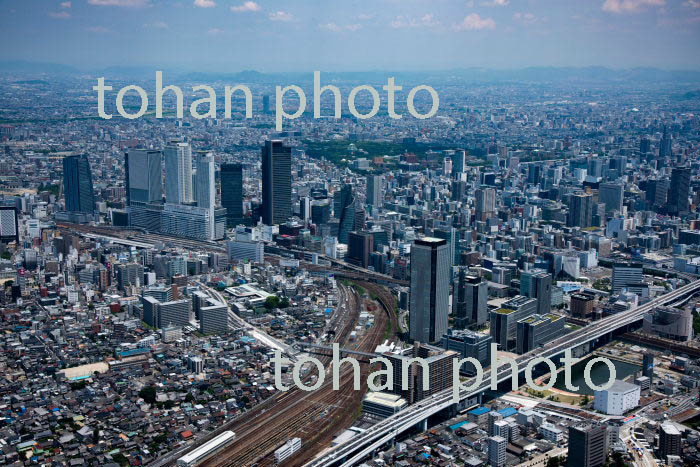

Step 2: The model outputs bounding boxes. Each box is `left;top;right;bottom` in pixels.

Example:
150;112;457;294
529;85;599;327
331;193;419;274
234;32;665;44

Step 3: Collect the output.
305;279;700;467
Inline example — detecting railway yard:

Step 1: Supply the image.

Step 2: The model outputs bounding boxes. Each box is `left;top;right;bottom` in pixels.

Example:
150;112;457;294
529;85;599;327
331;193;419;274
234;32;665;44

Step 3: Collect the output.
200;282;398;467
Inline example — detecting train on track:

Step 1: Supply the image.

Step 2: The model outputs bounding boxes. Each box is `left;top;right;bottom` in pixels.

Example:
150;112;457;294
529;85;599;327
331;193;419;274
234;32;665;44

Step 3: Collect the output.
176;431;236;467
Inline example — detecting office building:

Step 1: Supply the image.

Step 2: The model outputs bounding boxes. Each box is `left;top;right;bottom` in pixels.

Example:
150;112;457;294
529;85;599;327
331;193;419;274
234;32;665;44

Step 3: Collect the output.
612;262;643;294
366;175;383;208
116;263;144;291
642;353;654;383
156;299;191;329
659;126;673;158
516;313;566;354
164;141;193;204
441;329;491;375
62;154;95;214
667;167;690;216
433;227;457;266
126;149;163;231
126;149;163;204
362;392;407;419
658;423;682;458
221;163;244;227
199;299;229;334
382;344;456;404
567;424;608;467
567;192;594;228
571;293;595;318
274;438;302;464
475;187;496;221
347;231;374;268
490;296;538;351
0;206;19;243
261;140;292;225
453;271;488;328
227;240;264;263
593;380;640;415
520;269;552;316
642;306;693;342
161;203;224;241
409;238;450;344
487;435;506;467
598;182;623;215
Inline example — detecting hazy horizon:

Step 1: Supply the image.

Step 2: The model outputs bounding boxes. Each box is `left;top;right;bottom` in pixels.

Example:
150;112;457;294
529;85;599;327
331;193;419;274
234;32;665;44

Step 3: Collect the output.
1;0;699;72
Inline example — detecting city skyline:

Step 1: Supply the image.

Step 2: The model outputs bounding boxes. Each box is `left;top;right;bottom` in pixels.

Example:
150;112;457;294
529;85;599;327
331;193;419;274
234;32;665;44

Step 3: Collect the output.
0;0;699;71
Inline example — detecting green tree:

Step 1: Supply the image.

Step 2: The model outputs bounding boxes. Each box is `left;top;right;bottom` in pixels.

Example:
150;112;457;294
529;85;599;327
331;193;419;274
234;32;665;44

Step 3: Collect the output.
264;295;280;310
138;386;157;404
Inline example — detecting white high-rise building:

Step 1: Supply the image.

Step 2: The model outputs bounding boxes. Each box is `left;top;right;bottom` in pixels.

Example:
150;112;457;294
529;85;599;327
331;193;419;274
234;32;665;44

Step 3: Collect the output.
488;435;507;467
164;142;193;204
195;152;216;235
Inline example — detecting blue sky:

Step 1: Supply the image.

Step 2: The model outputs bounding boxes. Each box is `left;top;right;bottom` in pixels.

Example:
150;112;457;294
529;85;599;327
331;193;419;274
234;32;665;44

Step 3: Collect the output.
1;0;699;71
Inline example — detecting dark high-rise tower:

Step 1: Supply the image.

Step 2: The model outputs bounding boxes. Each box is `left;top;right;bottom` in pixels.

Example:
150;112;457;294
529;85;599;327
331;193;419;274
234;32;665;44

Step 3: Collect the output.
659;126;672;158
221;163;243;227
453;270;488;328
667;167;690;216
63;154;95;214
125;150;163;204
409;237;450;344
567;424;608;467
261;140;292;225
567;192;593;228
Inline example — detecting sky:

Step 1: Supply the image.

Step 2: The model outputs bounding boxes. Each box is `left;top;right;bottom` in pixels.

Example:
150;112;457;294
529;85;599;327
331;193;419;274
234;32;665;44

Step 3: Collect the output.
0;0;699;72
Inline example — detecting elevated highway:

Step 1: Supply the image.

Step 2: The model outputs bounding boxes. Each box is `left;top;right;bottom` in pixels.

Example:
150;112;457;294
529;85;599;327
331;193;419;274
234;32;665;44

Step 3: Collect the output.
306;279;700;467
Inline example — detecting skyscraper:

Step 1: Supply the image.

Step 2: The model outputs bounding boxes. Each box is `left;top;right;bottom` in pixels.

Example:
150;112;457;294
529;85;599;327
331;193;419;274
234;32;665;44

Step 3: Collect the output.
658;423;682;458
598;182;624;215
261;140;292;225
567;424;608;467
520;269;552;316
164;141;193;204
62;154;95;214
659;126;672;158
125;149;163;231
475;187;496;221
366;175;383;208
409;238;450;344
125;149;163;204
195;152;216;236
221;163;243;227
567;192;593;228
453;270;488;328
667;167;690;216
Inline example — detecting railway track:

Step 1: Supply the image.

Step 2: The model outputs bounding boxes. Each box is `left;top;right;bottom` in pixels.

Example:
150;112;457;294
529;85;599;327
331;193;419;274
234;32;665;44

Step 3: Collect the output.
202;283;397;467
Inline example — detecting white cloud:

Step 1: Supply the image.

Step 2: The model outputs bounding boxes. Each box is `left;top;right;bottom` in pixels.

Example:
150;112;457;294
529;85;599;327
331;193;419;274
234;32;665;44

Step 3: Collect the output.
684;0;700;8
88;0;150;7
453;13;496;30
602;0;665;13
145;21;168;29
61;1;72;8
194;0;216;7
514;12;538;24
481;0;509;6
269;11;294;22
49;11;71;19
207;28;225;35
357;13;374;20
231;1;261;12
390;14;441;29
320;22;363;32
86;26;110;33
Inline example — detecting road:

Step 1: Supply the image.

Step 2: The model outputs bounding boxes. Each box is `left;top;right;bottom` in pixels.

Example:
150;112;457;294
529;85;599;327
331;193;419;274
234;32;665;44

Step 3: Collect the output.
307;279;700;467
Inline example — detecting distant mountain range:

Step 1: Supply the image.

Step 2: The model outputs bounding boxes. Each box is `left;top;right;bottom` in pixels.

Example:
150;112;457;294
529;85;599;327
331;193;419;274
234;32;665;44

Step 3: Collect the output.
1;60;700;84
